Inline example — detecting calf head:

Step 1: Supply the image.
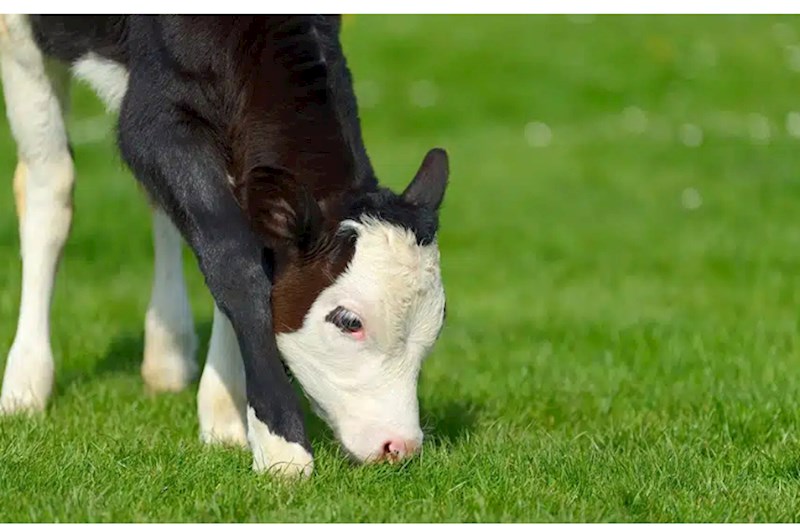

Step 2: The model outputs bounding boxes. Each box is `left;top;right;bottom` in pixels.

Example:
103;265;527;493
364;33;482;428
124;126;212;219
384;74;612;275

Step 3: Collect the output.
241;148;449;463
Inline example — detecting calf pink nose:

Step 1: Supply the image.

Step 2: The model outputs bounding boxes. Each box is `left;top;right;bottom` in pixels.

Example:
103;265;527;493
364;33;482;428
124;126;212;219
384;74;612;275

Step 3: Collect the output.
381;438;420;462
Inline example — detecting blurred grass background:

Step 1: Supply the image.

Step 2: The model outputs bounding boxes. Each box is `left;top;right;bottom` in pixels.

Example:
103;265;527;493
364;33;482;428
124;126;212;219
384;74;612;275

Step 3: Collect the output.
3;14;800;521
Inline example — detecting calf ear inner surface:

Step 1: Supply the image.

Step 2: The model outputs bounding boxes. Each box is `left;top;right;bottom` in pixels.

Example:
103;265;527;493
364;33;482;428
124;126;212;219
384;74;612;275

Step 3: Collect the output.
402;148;449;211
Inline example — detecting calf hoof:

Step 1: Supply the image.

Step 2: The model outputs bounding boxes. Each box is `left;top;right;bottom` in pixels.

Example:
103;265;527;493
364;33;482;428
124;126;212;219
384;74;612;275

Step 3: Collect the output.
200;423;249;448
0;394;45;415
198;386;248;447
0;344;54;415
141;329;198;392
198;391;248;448
247;407;313;479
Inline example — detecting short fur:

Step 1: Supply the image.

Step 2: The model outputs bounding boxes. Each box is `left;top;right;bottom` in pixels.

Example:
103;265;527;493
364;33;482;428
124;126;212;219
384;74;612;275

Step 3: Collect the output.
0;15;450;475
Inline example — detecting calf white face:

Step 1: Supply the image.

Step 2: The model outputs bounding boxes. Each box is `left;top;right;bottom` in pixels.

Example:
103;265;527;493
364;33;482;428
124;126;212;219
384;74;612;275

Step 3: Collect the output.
260;148;450;463
277;217;446;462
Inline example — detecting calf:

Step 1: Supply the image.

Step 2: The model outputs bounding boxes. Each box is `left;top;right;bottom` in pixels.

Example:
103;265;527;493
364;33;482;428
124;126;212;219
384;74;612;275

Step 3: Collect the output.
0;15;449;477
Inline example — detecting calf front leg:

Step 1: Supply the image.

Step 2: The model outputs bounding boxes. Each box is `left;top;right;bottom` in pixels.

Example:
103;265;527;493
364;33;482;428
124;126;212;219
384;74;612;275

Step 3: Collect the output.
118;88;311;477
194;227;312;478
197;304;247;447
142;207;198;392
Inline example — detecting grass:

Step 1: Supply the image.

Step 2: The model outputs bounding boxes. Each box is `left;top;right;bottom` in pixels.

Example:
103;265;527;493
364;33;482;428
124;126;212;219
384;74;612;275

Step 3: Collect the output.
2;14;800;521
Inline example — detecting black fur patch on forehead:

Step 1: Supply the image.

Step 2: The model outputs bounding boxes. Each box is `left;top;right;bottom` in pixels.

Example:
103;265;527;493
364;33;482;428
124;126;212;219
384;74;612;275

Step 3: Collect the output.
345;187;439;245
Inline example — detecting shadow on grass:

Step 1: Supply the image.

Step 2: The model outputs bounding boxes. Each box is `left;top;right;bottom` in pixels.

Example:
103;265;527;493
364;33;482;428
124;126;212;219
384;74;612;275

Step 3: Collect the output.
775;454;800;482
422;398;482;447
61;319;213;389
101;319;213;378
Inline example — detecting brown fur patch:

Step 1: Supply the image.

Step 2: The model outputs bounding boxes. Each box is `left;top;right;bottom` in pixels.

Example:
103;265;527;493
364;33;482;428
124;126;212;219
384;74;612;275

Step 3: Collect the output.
271;235;355;334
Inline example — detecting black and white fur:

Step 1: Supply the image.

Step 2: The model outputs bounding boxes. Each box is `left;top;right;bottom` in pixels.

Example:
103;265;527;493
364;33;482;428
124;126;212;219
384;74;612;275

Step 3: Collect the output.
0;15;449;477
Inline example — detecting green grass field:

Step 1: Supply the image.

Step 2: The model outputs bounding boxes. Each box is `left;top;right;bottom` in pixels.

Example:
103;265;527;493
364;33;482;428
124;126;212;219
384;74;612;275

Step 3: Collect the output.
2;14;800;521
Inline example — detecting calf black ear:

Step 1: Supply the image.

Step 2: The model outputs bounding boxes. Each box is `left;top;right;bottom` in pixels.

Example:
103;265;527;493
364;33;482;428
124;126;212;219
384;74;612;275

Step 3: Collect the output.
402;148;449;211
240;167;323;254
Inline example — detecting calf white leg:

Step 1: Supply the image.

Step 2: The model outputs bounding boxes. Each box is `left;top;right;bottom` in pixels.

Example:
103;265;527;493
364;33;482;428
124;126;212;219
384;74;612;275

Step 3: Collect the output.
0;16;73;414
141;207;198;392
197;304;248;446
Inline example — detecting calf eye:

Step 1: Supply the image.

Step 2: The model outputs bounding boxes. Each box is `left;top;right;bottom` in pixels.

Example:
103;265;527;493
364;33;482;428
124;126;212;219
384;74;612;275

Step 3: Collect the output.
325;306;363;333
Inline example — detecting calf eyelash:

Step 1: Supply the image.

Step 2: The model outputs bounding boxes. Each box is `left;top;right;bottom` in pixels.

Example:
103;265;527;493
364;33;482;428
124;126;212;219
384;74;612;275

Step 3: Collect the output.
325;306;363;333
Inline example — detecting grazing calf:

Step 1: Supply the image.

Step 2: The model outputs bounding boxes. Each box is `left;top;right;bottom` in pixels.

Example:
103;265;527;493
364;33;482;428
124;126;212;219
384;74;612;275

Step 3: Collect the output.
0;15;449;477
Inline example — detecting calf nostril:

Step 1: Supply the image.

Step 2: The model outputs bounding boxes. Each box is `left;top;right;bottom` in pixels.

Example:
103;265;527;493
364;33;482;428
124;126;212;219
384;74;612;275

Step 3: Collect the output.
382;439;405;460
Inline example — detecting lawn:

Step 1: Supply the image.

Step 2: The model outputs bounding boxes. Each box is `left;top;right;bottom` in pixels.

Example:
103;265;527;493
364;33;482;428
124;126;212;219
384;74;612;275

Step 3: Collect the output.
3;14;800;522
